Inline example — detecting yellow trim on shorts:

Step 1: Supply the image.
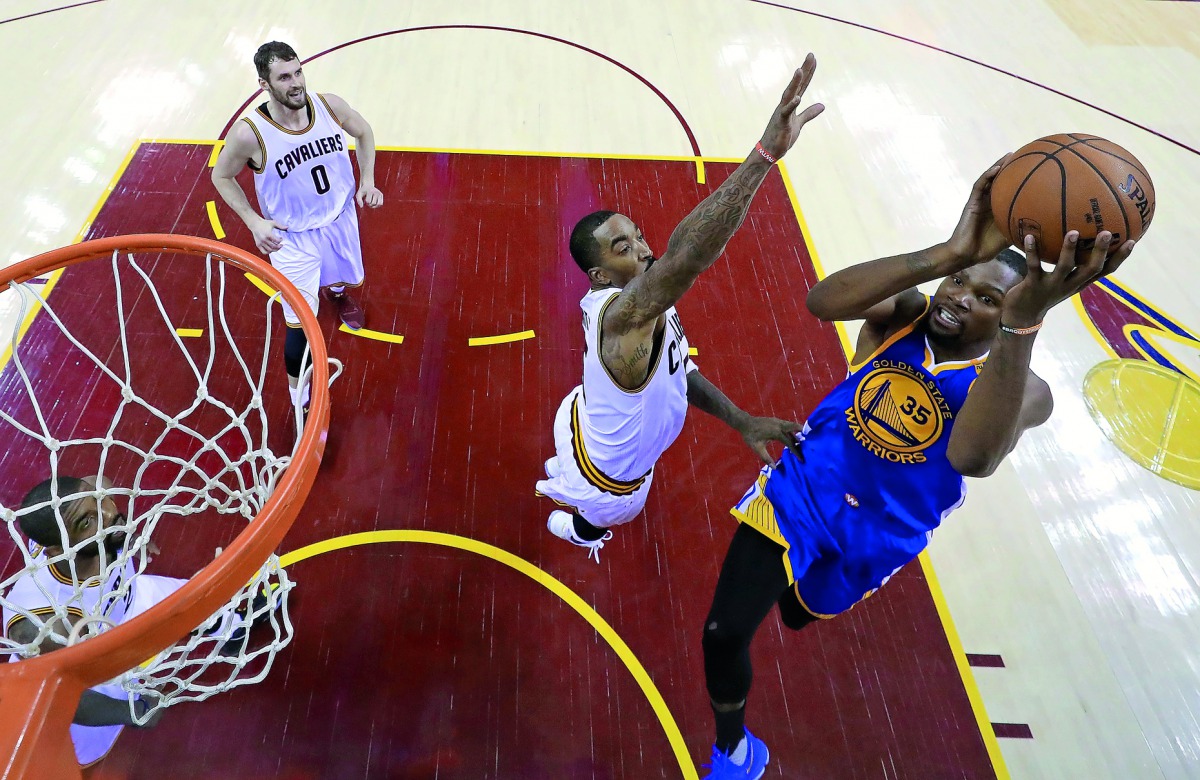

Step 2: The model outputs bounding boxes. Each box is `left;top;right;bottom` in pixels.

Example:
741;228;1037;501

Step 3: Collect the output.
730;472;838;620
569;396;649;496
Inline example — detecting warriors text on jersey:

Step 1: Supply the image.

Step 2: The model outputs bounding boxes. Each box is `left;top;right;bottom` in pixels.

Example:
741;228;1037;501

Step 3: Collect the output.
734;298;985;616
243;94;356;231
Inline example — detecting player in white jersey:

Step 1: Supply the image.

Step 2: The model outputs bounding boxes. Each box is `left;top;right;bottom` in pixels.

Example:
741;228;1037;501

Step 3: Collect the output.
2;476;172;766
2;476;251;768
212;41;384;410
536;56;825;562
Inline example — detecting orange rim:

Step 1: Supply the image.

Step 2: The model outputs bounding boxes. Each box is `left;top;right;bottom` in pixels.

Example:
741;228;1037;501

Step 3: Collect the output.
0;235;329;779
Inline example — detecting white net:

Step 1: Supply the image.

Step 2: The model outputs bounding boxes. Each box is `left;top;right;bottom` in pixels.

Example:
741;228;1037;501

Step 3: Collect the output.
0;245;339;723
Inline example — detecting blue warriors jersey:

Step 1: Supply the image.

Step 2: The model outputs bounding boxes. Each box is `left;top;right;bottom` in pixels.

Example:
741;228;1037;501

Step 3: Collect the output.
751;298;986;615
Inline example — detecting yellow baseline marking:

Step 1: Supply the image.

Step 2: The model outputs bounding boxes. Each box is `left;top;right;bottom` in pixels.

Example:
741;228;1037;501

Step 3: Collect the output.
339;324;404;344
206;201;225;240
469;330;535;346
208;142;223;168
694;158;706;184
0;140;141;374
278;531;698;780
134;137;748;166
175;329;203;338
777;159;1011;780
688;347;698;357
244;273;277;297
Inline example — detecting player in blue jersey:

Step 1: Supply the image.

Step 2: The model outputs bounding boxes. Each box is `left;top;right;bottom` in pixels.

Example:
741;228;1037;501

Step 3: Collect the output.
697;158;1137;779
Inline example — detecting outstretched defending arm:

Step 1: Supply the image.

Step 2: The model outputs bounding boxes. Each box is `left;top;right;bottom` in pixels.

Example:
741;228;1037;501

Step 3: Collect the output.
605;55;825;339
686;370;803;465
321;93;383;209
947;230;1134;477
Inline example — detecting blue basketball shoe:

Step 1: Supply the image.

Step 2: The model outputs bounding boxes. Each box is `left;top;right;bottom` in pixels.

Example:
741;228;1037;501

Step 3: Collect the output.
702;728;769;779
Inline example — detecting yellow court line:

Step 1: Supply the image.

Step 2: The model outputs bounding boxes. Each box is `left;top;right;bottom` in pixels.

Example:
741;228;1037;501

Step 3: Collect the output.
688;347;698;356
205;201;226;240
141;136;746;166
694;158;706;185
208;142;223;168
0;139;142;373
776;159;1011;780
339;324;404;344
174;328;204;338
468;330;535;347
278;530;698;780
244;273;277;297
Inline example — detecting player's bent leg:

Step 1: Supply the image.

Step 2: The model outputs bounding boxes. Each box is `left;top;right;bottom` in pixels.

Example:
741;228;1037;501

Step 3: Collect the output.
284;326;312;409
777;588;820;631
702;525;792;777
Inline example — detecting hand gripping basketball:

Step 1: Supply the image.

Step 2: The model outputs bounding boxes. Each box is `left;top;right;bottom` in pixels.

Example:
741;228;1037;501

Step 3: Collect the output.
1004;230;1136;328
944;155;1016;269
758;53;825;161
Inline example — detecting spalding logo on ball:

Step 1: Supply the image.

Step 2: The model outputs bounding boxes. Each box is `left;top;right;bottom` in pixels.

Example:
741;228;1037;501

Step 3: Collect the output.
989;133;1155;263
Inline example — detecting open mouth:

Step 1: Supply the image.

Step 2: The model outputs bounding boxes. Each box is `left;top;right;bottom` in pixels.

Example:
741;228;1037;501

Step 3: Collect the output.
932;304;962;330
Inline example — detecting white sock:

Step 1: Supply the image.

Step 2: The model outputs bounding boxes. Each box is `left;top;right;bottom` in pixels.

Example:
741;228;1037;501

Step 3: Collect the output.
288;382;310;408
727;736;748;765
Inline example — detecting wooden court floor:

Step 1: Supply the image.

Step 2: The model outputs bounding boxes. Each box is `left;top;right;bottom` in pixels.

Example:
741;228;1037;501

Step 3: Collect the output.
2;1;1200;778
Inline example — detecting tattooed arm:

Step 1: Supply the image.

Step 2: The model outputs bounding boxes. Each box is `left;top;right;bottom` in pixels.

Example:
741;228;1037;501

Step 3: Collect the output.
602;55;825;389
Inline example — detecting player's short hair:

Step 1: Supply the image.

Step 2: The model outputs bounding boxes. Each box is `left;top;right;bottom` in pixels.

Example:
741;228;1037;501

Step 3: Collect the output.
569;211;618;274
19;476;89;547
995;247;1028;279
254;41;300;81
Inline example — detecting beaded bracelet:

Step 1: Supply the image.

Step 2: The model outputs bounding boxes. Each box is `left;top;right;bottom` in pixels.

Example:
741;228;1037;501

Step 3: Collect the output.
999;321;1043;336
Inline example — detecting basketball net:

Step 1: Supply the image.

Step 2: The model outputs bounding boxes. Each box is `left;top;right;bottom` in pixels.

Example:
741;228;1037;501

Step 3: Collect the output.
0;239;340;731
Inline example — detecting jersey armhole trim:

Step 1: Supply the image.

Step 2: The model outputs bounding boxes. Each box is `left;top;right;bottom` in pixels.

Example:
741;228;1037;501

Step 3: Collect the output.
596;292;668;395
317;93;344;127
241;117;268;174
848;295;932;373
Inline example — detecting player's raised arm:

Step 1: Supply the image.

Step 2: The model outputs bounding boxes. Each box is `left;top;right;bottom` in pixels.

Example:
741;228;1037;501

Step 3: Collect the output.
806;156;1014;327
321;93;383;208
604;55;824;339
211;122;287;254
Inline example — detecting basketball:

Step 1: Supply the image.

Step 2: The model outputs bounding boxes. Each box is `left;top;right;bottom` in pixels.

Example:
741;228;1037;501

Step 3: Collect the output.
989;133;1155;263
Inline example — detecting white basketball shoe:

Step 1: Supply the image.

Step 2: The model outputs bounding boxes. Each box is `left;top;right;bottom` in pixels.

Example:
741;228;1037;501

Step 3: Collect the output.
547;510;612;564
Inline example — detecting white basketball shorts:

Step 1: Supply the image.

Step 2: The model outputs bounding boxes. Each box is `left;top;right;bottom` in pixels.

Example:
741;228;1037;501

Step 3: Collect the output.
268;203;363;327
535;386;655;529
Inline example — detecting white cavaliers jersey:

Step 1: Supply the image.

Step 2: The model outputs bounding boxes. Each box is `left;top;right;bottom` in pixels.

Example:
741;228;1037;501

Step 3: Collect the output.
3;544;136;641
244;93;356;232
575;288;697;483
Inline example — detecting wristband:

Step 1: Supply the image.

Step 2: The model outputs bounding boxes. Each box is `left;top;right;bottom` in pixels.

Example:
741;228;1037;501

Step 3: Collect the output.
754;142;777;164
999;321;1042;336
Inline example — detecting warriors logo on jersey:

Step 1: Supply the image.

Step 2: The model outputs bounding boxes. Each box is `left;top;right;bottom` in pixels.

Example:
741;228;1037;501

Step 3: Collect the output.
846;359;953;463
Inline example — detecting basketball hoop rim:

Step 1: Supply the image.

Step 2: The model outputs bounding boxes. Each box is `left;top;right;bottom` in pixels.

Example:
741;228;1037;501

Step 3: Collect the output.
0;233;329;688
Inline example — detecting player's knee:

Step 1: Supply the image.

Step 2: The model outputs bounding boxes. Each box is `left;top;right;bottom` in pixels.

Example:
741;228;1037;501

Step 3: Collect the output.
702;618;750;656
283;328;311;378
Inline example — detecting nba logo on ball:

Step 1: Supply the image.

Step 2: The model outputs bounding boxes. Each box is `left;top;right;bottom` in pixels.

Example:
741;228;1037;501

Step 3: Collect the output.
990;133;1156;263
